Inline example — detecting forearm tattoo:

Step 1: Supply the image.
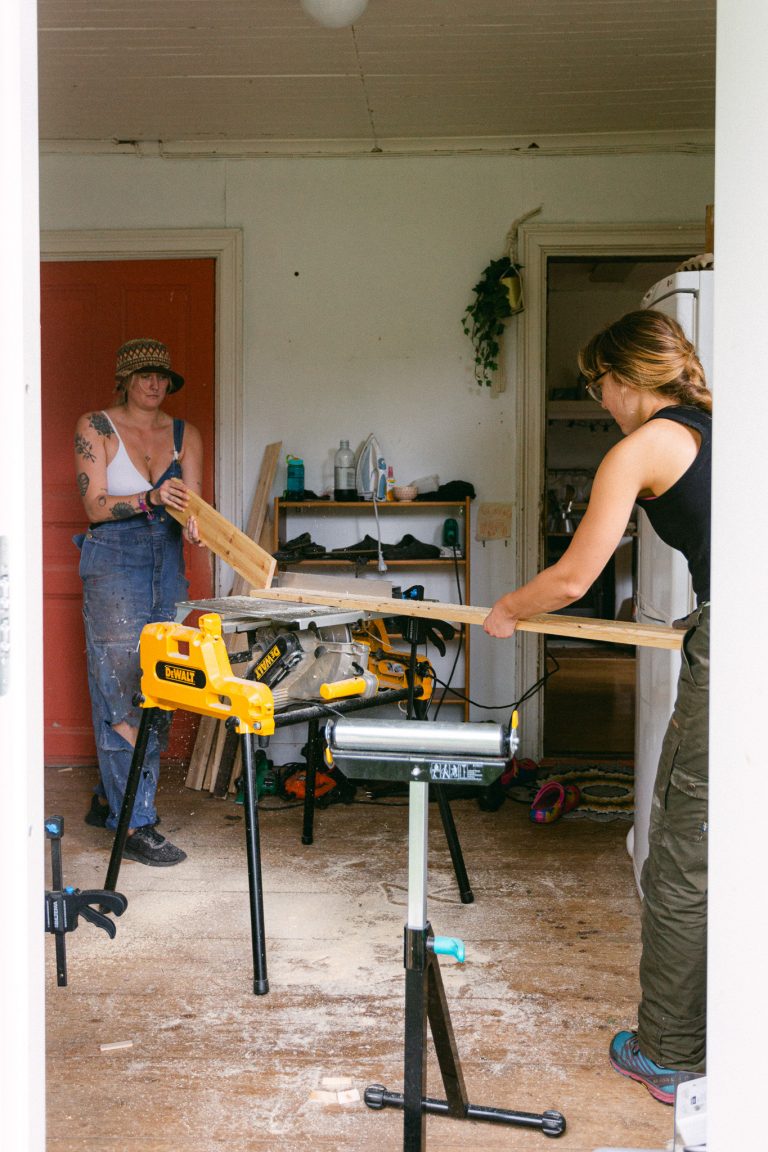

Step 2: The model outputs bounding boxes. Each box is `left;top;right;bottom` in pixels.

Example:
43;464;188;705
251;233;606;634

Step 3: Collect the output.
74;433;96;463
77;472;89;498
111;501;135;521
88;412;113;437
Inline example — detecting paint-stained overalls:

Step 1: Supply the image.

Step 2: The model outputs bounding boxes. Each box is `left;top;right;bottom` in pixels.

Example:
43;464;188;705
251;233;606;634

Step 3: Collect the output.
74;419;188;829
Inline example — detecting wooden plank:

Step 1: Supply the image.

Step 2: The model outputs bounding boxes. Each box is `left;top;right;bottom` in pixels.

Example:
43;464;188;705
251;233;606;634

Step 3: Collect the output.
168;492;276;591
251;586;683;650
184;444;281;790
184;712;217;790
205;720;229;792
233;441;281;596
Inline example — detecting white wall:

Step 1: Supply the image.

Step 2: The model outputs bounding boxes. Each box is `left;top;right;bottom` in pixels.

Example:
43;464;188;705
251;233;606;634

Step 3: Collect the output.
708;0;768;1145
39;150;714;723
2;0;44;1147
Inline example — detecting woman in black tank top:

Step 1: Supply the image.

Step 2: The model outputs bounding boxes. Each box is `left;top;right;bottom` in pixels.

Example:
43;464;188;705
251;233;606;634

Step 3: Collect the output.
485;310;711;1102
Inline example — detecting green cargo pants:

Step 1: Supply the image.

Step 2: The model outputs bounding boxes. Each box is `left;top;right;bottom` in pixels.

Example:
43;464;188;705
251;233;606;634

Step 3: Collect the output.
637;602;709;1073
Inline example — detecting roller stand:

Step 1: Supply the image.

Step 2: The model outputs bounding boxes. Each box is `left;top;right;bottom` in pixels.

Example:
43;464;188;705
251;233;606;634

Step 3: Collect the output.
326;719;566;1150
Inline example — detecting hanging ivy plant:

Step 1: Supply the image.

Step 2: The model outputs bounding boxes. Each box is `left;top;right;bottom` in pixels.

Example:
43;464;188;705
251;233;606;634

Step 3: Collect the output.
462;257;523;386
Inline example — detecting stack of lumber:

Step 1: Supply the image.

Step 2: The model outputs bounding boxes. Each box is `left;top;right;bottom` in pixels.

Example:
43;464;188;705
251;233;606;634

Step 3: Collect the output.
179;442;280;792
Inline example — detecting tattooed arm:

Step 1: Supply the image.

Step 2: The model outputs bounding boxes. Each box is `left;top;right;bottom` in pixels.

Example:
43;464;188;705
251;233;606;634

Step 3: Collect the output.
74;411;143;524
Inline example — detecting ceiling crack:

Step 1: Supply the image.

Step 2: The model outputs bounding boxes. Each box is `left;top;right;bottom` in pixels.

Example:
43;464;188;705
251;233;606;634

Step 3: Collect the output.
351;26;380;152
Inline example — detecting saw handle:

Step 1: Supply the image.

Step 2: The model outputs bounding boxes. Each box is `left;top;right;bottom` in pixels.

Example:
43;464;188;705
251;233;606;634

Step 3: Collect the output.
319;677;370;701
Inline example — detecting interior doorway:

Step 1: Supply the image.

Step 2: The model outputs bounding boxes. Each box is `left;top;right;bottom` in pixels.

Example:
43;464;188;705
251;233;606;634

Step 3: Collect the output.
542;255;681;757
41;257;216;766
512;223;705;761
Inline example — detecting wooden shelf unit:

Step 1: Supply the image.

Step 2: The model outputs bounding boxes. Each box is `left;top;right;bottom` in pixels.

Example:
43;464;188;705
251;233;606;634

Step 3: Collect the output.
273;497;471;717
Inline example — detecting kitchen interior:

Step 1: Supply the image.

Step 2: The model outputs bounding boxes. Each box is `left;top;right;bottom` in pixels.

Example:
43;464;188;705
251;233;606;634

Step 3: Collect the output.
543;255;681;758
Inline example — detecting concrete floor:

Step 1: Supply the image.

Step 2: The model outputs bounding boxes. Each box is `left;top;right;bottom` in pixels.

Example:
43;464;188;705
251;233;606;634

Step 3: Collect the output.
45;760;672;1152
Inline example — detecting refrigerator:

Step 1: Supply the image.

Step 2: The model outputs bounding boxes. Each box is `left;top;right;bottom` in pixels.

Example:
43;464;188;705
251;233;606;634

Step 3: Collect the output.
630;267;714;894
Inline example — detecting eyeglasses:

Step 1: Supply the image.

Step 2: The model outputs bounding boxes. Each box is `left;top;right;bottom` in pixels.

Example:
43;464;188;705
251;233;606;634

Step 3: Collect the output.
585;369;608;404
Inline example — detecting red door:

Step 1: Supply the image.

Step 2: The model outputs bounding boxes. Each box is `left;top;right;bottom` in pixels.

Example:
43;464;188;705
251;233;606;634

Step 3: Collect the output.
41;258;216;765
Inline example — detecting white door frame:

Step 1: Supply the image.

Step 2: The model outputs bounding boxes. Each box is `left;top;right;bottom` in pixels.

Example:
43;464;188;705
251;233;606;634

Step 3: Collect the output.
513;222;705;753
39;228;243;593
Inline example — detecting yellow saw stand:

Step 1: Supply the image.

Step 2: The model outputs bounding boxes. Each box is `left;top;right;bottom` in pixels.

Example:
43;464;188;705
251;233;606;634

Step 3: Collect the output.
103;612;276;994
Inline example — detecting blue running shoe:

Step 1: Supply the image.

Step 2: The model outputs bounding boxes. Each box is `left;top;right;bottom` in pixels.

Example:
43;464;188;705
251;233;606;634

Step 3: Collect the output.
609;1030;699;1105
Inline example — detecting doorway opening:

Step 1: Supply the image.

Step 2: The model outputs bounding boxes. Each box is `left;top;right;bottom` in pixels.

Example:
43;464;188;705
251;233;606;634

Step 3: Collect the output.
542;255;681;758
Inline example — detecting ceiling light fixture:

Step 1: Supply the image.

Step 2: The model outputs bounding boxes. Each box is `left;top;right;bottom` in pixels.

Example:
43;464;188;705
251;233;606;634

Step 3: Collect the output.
300;0;369;29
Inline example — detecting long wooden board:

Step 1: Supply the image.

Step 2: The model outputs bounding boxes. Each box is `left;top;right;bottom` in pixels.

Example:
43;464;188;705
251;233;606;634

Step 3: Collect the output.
182;444;281;793
252;585;683;650
169;491;276;590
237;442;282;590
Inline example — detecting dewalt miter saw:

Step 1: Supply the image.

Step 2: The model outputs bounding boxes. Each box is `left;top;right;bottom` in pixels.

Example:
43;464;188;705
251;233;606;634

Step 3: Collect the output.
242;612;435;708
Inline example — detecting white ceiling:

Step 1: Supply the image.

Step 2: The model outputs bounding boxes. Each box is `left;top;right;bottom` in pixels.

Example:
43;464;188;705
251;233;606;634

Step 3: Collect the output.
37;0;716;156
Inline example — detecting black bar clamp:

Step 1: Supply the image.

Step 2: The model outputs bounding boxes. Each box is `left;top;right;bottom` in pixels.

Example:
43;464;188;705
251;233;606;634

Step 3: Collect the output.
45;815;127;987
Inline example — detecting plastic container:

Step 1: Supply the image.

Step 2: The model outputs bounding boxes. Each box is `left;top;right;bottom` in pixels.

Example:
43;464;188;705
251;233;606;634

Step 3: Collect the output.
284;454;305;501
375;456;387;501
386;465;396;501
333;440;357;502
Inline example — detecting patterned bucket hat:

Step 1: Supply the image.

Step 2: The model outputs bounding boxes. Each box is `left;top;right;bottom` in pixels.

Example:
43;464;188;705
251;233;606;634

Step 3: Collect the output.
115;338;184;393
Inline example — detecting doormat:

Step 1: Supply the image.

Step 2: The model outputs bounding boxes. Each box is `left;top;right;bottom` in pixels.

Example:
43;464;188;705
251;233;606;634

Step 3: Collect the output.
506;763;635;822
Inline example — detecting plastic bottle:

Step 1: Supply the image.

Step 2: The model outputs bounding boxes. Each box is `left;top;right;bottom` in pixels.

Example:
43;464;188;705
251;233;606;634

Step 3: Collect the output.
284;454;305;501
333;440;357;502
375;456;388;501
386;464;396;501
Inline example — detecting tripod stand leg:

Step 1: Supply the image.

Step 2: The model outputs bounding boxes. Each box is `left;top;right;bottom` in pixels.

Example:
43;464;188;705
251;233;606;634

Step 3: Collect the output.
241;732;269;995
364;775;567;1144
104;708;157;893
403;946;428;1151
301;717;320;845
433;785;473;904
426;947;468;1113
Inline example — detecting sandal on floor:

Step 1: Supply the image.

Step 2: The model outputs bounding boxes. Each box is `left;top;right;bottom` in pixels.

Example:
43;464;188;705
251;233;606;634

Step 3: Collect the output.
530;780;580;824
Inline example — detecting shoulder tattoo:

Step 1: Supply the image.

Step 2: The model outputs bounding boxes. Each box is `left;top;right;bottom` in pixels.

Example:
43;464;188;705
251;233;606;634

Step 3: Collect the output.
89;412;113;437
74;432;96;463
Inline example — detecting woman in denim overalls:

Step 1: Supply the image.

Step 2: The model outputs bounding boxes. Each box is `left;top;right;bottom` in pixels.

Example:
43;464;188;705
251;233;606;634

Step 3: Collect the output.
484;310;711;1105
73;338;203;867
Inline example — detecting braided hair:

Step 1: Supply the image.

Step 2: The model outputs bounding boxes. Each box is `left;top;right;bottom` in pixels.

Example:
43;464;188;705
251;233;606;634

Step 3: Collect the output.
578;309;712;414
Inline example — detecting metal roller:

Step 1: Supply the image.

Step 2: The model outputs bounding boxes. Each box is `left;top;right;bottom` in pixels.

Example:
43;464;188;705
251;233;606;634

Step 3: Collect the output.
326;716;514;759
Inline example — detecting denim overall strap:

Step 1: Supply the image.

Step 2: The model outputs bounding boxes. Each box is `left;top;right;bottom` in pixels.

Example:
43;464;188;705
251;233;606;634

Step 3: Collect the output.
151;418;184;488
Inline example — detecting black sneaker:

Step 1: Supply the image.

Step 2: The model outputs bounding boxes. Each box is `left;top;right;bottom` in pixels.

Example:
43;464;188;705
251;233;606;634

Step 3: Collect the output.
84;794;110;827
122;825;187;867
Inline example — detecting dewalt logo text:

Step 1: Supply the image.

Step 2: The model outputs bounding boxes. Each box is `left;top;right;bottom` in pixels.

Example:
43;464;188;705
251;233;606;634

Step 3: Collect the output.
155;661;206;689
255;644;281;681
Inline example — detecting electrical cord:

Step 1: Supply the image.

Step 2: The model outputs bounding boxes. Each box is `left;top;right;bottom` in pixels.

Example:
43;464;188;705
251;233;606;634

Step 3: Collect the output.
430;649;560;714
432;544;464;719
371;485;387;572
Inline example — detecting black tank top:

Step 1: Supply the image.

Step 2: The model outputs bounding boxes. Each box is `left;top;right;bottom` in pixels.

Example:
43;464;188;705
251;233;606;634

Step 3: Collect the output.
635;405;711;603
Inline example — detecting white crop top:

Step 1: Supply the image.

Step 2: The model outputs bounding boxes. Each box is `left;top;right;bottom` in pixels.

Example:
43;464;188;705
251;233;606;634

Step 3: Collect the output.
103;412;182;495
